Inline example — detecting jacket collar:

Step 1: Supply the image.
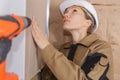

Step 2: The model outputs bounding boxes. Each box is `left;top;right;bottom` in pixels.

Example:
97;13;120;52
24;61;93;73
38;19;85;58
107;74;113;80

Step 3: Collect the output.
77;33;99;47
64;33;99;49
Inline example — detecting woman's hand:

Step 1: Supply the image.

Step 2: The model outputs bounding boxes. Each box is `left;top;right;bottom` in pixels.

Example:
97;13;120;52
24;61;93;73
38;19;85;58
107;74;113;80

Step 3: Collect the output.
31;17;50;49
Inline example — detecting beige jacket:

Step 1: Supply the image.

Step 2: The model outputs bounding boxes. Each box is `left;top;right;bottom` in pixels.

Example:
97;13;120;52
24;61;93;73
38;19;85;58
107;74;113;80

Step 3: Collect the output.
40;33;113;80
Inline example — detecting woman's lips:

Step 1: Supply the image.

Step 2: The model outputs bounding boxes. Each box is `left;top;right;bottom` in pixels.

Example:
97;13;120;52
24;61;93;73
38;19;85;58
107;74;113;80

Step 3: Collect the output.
63;19;70;23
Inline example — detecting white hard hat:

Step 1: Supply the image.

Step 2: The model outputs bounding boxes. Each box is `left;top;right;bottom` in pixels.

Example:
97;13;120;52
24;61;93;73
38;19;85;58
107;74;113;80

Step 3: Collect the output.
59;0;98;32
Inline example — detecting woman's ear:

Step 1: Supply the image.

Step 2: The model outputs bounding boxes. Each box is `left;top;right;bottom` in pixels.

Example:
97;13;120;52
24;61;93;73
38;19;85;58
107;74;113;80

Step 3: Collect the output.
85;20;92;29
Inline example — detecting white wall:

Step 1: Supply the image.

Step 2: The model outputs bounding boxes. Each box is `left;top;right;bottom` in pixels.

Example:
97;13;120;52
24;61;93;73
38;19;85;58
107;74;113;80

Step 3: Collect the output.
0;0;26;80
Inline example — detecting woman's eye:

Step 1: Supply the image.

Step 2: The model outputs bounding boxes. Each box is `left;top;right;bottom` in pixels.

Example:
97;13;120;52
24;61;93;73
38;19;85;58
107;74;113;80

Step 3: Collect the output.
64;10;68;14
73;9;77;12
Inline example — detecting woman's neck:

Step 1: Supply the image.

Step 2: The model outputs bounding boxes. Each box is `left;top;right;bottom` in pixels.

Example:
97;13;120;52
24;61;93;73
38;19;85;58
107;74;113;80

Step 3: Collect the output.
70;30;87;44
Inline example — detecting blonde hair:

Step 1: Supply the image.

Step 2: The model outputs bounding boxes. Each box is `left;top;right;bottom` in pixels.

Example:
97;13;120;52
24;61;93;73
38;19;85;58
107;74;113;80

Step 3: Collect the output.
81;7;95;33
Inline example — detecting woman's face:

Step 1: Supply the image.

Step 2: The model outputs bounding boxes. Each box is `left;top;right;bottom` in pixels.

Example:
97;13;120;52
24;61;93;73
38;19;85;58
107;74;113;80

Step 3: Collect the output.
63;5;91;32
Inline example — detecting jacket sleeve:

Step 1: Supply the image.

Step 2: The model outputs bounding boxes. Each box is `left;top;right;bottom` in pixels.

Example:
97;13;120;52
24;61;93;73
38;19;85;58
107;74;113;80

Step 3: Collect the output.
40;43;112;80
41;44;87;80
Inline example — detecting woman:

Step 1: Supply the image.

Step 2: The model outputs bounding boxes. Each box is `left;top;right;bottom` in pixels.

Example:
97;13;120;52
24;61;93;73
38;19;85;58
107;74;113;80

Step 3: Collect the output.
31;0;113;80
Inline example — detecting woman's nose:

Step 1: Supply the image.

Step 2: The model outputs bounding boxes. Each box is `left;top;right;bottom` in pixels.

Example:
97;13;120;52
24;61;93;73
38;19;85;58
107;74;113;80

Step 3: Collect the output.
63;13;70;19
